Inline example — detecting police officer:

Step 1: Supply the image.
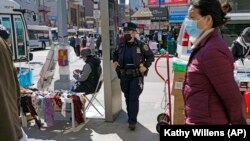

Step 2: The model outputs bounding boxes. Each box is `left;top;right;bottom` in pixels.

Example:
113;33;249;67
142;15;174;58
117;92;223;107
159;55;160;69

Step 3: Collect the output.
113;22;154;130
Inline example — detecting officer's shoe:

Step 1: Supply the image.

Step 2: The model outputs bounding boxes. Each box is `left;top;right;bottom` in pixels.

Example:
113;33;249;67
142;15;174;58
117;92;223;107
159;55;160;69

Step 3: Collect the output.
129;124;136;131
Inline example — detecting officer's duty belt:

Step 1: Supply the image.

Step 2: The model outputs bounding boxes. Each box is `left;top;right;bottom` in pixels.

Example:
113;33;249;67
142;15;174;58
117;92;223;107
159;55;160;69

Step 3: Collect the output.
120;69;142;77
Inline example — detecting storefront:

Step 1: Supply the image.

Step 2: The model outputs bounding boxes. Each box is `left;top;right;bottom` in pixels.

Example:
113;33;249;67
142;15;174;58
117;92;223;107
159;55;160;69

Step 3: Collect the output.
168;5;188;39
148;7;168;35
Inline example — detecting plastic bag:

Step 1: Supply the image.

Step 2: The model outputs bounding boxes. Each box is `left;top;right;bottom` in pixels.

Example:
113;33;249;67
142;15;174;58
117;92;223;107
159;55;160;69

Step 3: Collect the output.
235;58;250;72
17;67;32;87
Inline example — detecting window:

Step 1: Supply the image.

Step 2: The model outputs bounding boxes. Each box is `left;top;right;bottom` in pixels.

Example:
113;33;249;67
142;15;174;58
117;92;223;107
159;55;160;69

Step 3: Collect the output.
14;17;26;55
1;17;13;54
229;0;250;12
26;0;31;4
28;30;37;40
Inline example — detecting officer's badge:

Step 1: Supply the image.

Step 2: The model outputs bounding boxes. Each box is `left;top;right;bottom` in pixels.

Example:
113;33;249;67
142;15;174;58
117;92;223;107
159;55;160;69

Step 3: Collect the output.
143;45;149;51
136;47;141;53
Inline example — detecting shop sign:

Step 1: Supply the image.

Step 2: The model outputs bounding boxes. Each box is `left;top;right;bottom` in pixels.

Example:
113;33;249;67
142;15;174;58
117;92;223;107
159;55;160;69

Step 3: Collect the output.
149;7;168;18
140;11;152;16
148;0;164;5
149;0;187;5
49;16;57;21
168;6;188;23
165;0;187;4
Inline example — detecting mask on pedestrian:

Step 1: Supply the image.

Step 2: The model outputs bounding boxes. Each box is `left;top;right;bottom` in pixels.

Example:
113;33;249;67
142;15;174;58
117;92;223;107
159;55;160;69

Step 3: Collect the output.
184;18;202;38
124;34;132;41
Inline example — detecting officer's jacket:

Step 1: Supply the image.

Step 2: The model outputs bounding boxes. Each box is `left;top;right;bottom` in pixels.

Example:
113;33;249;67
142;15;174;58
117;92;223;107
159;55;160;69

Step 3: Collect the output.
113;38;154;69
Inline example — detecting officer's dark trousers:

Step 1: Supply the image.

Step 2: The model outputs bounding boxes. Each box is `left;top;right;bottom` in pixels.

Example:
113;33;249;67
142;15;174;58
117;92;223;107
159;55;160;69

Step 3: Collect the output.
120;76;144;124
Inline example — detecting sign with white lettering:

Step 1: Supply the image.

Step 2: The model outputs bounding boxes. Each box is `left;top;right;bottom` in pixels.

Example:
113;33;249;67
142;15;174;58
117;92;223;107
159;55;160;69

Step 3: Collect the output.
168;6;188;23
160;125;250;140
93;10;100;19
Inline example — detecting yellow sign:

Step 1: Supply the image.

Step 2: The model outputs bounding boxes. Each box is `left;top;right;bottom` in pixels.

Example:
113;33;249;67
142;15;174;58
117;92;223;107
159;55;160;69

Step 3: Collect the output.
98;20;102;27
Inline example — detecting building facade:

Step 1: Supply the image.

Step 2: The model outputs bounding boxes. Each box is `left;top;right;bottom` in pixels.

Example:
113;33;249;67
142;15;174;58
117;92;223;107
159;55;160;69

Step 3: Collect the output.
14;0;39;25
118;0;126;26
83;0;94;28
15;0;85;28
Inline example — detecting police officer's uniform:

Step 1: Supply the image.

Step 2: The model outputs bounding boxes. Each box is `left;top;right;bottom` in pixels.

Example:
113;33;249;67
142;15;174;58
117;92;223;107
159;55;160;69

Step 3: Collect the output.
113;22;154;130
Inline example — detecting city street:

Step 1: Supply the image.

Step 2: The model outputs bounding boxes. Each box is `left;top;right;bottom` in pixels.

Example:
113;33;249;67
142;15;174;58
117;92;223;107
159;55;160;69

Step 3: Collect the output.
16;45;250;141
18;47;174;141
2;0;250;141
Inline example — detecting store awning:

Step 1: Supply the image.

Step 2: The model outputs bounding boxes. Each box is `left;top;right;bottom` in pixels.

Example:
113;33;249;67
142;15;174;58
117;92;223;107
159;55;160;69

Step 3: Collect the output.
131;8;153;20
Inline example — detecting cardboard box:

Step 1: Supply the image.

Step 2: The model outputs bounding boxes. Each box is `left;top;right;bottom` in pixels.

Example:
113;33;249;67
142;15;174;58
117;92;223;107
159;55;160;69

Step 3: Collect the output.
171;71;185;124
235;73;250;92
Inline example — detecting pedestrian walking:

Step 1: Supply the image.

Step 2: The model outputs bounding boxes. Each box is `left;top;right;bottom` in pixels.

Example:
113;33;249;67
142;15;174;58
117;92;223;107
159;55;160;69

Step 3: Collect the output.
81;35;87;49
95;35;102;57
113;22;154;130
75;35;81;57
182;0;246;125
0;24;28;141
230;27;250;62
88;36;95;56
69;36;76;50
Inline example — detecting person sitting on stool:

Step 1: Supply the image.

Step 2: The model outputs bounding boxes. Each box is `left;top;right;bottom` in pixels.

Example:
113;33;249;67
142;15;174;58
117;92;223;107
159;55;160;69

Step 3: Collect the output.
72;48;102;94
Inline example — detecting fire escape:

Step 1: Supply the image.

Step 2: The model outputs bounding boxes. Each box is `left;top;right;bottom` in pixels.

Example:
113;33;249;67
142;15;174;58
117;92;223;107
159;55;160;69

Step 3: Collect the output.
39;0;51;26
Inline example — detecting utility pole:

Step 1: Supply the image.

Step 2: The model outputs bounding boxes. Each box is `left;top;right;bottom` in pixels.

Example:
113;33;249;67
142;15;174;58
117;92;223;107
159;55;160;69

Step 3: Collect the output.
100;0;122;122
129;0;131;21
158;0;161;49
54;0;71;90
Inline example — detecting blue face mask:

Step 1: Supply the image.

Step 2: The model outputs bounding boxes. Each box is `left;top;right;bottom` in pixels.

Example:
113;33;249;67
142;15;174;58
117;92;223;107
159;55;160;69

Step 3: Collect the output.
184;18;202;38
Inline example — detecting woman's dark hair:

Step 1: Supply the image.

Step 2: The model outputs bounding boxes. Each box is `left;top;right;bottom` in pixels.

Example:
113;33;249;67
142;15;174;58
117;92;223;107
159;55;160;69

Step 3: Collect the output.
191;0;230;28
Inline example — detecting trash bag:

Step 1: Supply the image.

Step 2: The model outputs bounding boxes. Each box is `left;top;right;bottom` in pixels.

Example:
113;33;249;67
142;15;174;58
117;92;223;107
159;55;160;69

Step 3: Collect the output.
17;67;32;87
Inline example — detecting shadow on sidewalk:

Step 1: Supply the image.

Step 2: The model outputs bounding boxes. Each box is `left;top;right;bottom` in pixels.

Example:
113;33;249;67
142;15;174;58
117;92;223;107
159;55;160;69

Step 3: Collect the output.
23;110;159;141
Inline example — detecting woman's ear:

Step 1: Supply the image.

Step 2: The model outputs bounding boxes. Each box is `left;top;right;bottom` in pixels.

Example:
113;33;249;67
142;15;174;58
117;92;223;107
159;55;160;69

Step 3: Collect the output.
205;15;213;28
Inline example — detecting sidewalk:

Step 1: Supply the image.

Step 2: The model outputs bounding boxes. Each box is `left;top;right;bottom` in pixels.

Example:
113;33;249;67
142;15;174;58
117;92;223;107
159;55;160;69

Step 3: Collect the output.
21;49;250;140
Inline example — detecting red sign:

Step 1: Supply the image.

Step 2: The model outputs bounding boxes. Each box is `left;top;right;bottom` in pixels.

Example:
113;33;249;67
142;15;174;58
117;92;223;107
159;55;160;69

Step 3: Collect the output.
165;0;187;4
148;0;157;5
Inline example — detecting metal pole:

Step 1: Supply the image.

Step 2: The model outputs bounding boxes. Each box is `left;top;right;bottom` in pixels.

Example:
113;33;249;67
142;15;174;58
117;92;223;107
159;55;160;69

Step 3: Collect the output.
100;0;122;122
54;0;71;90
129;0;131;22
158;0;161;49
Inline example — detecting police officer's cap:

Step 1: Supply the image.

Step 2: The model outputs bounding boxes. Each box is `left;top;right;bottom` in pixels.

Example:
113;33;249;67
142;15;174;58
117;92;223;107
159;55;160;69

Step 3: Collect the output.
122;22;137;32
80;48;92;57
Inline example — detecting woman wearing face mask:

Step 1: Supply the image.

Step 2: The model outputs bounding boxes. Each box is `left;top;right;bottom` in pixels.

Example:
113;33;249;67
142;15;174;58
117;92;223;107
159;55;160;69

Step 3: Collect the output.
182;0;246;125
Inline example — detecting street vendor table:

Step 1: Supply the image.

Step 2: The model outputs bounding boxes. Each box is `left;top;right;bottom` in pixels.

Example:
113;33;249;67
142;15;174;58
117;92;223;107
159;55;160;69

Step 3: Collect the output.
20;92;86;129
